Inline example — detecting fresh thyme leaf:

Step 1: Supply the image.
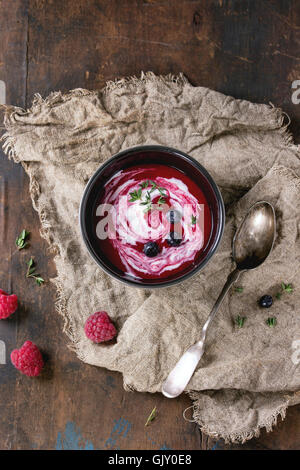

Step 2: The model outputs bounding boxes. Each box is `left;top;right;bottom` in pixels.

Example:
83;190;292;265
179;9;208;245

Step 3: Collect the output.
276;282;293;300
16;229;30;250
191;215;197;225
235;286;243;293
145;406;157;426
282;282;293;293
158;186;167;196
129;188;142;202
139;180;149;189
26;258;45;286
266;317;277;327
148;180;157;193
139;183;167;211
235;315;246;328
140;191;152;212
158;196;166;205
35;276;45;286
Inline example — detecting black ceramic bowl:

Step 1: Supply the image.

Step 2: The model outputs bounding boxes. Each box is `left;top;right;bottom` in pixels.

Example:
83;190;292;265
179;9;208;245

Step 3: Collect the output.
80;145;225;288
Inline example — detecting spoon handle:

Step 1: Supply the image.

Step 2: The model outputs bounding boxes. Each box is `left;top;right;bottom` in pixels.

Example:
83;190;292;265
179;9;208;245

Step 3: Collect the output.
201;268;241;339
162;268;242;398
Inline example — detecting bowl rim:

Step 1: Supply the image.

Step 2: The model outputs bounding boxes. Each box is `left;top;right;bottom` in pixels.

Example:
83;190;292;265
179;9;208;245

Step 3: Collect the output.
79;144;225;288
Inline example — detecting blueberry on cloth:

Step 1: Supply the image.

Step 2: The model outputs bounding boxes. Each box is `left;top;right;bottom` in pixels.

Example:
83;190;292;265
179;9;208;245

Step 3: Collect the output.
166;210;181;224
143;242;160;257
259;295;273;308
167;231;182;246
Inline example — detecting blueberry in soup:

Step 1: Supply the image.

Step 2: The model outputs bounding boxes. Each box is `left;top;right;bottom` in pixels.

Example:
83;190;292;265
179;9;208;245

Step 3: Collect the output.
167;231;182;246
95;164;212;281
143;241;160;257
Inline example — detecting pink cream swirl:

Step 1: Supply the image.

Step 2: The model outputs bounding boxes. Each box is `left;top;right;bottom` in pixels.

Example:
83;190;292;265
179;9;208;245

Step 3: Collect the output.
101;170;204;278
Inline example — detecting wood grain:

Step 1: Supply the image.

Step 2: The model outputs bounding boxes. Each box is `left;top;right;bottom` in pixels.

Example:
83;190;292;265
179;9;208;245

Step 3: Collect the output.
0;0;300;450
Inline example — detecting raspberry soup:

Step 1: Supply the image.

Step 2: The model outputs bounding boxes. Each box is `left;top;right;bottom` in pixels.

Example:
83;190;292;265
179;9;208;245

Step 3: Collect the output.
80;146;224;287
96;164;212;281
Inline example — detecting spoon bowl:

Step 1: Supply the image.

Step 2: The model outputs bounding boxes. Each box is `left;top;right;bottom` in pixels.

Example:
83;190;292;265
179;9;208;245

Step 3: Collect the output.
233;201;276;270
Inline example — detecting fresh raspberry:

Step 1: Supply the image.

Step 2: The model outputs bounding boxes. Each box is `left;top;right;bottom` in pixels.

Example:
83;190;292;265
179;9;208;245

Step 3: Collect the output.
11;341;44;376
84;311;117;343
0;289;18;319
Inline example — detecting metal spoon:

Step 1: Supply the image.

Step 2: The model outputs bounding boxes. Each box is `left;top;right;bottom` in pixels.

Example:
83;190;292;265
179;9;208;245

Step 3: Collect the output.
162;201;276;398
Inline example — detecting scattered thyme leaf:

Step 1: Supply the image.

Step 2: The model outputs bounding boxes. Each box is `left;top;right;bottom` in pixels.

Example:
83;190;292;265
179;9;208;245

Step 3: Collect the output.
145;406;157;426
129;188;142;202
35;276;45;286
282;282;293;293
235;316;246;328
266;317;277;327
235;286;243;293
26;258;45;286
15;229;30;250
191;215;197;225
276;282;293;300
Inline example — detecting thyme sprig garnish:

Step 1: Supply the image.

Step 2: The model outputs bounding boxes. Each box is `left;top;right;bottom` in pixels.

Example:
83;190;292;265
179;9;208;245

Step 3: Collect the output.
235;315;246;328
157;195;166;205
266;317;277;327
158;187;167;196
26;258;45;286
140;191;152;212
139;180;149;189
150;180;157;192
137;180;167;212
129;188;142;202
191;215;197;225
276;282;293;300
145;406;157;426
16;229;30;250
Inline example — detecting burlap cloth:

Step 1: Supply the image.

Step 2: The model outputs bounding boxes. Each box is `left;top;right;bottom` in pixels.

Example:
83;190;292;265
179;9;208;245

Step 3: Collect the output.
2;73;300;444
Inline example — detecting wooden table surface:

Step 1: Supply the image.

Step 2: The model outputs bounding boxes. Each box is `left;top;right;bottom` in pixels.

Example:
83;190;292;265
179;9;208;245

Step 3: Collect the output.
1;0;300;450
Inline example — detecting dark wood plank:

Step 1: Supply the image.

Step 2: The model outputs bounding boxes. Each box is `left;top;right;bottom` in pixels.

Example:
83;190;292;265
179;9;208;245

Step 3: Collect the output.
0;0;29;450
0;0;300;450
